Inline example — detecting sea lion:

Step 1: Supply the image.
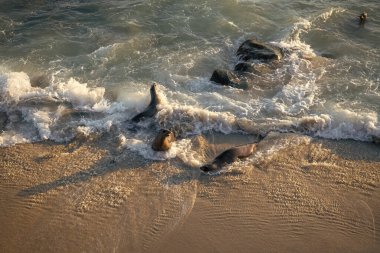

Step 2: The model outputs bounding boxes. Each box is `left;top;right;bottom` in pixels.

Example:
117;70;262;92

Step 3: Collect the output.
151;129;176;151
200;143;257;173
131;83;161;122
359;12;367;25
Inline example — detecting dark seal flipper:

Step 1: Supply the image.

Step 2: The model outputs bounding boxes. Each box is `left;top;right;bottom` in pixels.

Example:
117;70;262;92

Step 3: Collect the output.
200;163;220;173
131;110;155;122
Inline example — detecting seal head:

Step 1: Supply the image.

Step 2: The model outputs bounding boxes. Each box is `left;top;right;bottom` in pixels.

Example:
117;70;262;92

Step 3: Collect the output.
359;12;367;25
152;129;175;151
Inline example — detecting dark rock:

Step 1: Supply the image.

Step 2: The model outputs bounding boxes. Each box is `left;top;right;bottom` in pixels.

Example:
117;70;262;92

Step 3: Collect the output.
30;75;51;88
234;62;256;73
234;62;275;76
237;38;283;62
320;53;337;59
0;111;9;132
210;69;250;89
210;69;240;86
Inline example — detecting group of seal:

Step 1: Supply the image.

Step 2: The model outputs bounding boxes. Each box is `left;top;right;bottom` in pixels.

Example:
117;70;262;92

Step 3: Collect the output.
132;12;370;172
130;83;260;172
130;83;177;152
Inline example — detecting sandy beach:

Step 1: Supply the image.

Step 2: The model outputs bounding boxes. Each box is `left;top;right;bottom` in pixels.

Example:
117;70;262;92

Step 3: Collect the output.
1;132;379;253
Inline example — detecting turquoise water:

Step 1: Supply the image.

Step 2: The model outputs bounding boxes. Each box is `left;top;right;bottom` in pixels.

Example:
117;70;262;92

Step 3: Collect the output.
0;0;379;152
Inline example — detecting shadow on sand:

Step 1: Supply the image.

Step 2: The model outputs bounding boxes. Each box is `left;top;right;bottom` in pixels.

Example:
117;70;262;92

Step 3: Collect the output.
17;140;149;197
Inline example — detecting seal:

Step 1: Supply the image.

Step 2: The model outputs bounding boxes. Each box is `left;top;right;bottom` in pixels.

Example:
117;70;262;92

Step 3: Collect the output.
200;143;257;172
152;129;176;151
131;83;161;122
359;12;367;25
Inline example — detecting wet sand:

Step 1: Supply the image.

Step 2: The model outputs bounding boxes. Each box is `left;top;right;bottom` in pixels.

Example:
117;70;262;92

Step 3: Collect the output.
0;133;379;253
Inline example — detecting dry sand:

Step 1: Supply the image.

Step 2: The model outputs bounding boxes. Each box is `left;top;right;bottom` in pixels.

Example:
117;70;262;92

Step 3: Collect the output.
0;132;379;253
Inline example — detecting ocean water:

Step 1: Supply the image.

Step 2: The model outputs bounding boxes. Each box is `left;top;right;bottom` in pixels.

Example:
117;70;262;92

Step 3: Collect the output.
0;0;379;163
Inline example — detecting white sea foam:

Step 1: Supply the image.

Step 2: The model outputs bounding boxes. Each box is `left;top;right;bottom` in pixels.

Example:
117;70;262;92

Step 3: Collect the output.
316;7;346;23
156;103;238;137
0;72;44;103
0;71;122;146
24;109;53;140
119;134;202;167
312;106;380;141
252;132;312;163
0;131;30;147
0;72;109;110
54;78;107;110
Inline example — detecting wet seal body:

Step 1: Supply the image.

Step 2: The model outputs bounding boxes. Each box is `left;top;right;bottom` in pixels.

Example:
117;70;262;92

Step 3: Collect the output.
152;129;176;151
132;83;161;122
200;143;257;173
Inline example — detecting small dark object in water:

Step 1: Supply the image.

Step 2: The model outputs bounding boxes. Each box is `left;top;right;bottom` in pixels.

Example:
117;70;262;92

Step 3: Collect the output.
359;12;367;25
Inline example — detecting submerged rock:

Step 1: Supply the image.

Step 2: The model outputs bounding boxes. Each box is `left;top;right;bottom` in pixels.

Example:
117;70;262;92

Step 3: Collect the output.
0;111;9;132
234;62;275;75
210;69;240;86
30;74;51;88
234;62;256;73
